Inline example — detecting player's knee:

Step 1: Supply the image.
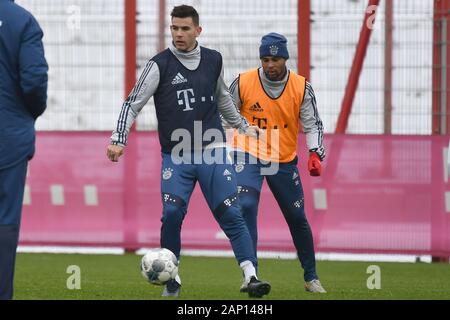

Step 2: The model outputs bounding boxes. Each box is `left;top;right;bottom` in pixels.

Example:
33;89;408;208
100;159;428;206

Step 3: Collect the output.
217;206;249;236
238;195;258;217
217;206;249;239
219;205;243;223
161;205;185;226
286;208;309;226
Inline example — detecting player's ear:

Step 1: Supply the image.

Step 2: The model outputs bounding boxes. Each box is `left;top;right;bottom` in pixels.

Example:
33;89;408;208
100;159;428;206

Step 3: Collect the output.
195;26;202;37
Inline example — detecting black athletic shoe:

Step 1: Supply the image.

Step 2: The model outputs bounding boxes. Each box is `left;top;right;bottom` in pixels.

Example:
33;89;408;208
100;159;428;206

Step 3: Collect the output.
247;276;271;298
162;279;181;297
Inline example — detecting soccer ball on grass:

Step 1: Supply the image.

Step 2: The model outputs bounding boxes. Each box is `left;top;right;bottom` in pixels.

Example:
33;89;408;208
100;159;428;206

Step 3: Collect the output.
140;248;178;285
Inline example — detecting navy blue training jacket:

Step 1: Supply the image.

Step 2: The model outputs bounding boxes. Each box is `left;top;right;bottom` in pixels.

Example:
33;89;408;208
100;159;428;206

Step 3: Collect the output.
0;0;48;169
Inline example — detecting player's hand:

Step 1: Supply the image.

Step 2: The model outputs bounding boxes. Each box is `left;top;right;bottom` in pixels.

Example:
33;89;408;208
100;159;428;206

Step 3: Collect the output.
107;144;124;162
308;152;322;176
239;125;263;138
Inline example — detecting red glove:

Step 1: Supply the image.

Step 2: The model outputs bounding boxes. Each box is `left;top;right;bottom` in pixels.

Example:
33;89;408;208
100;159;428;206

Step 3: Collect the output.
308;152;322;176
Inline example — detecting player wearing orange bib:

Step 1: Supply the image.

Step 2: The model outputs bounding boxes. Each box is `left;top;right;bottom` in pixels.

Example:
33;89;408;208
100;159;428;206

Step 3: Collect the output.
227;33;326;293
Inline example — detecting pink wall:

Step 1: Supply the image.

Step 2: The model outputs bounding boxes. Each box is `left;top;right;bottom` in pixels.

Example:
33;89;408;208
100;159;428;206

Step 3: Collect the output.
19;132;450;258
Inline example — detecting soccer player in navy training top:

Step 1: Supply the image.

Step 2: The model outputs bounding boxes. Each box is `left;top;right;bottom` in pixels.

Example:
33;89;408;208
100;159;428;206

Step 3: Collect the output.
0;0;48;300
107;5;270;298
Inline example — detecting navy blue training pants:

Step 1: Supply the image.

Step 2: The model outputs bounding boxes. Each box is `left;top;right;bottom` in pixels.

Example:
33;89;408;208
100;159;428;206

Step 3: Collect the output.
160;149;256;267
232;152;318;282
0;160;28;300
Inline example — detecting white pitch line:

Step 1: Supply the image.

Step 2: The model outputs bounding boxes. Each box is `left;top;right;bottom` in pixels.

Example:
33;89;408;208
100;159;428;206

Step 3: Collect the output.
17;246;436;263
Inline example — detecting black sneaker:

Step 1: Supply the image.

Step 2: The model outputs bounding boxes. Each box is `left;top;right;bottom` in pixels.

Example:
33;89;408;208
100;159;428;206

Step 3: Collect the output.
162;279;181;297
247;276;271;298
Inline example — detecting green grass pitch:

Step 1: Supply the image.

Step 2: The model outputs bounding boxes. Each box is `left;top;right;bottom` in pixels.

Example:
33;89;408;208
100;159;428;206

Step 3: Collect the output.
13;253;450;300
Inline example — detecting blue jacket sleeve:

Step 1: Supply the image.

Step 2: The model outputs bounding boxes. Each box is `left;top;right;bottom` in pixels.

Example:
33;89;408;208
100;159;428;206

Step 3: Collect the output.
19;16;48;120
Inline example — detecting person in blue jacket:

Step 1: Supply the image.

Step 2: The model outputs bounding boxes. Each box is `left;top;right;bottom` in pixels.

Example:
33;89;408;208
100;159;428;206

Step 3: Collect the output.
0;0;48;300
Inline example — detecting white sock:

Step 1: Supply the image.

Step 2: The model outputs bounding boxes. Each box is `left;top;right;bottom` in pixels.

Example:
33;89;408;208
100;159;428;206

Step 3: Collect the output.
240;260;257;283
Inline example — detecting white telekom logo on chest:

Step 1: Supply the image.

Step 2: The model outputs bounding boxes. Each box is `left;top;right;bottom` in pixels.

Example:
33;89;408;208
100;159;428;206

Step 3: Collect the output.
174;73;215;112
176;88;215;112
177;89;195;111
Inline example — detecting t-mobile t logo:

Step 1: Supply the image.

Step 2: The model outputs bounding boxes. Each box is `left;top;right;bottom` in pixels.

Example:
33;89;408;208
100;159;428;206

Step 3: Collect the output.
177;89;195;111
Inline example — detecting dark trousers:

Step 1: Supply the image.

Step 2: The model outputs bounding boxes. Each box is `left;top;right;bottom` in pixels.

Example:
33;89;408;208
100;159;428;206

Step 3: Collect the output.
232;152;318;282
0;160;28;300
159;150;256;267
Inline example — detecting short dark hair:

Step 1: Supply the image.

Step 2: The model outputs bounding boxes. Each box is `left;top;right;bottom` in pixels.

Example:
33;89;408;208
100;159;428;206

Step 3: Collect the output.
171;5;200;26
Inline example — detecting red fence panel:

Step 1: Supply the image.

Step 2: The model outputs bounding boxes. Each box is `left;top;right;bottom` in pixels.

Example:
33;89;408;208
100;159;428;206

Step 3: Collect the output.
19;132;450;258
